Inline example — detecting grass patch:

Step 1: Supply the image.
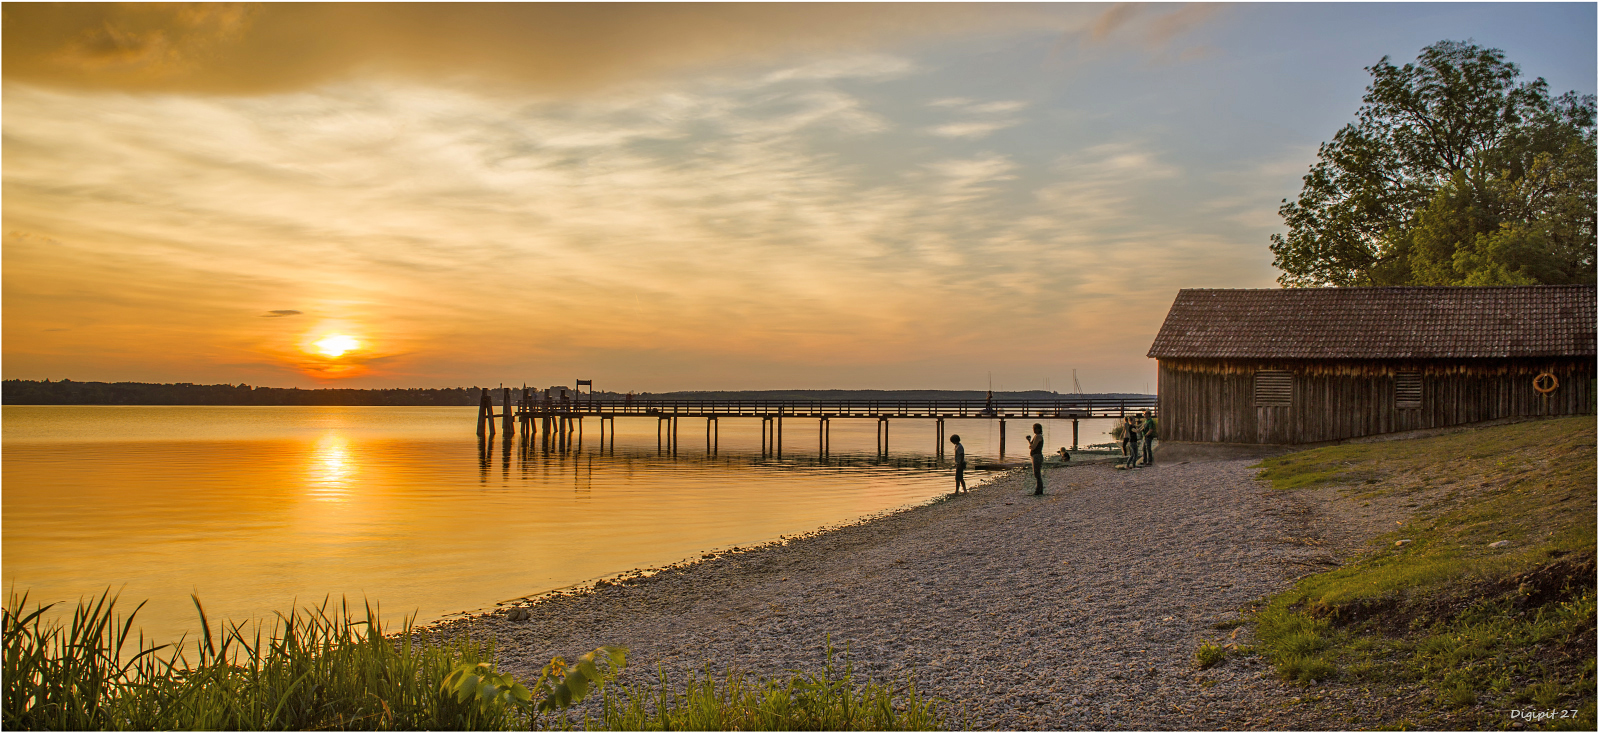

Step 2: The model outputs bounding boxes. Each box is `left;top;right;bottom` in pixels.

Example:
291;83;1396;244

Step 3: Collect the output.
4;591;942;731
592;642;943;730
1194;643;1227;670
1250;417;1597;729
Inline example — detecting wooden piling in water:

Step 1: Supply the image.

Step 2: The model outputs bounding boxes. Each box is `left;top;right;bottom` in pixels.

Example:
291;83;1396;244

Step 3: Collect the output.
502;387;514;436
477;388;497;439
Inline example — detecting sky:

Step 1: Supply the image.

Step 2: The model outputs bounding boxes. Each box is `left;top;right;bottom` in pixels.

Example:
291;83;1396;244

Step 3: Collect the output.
3;3;1596;393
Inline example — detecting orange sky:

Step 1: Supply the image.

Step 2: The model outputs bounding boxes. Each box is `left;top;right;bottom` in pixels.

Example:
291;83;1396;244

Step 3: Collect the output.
4;3;1594;392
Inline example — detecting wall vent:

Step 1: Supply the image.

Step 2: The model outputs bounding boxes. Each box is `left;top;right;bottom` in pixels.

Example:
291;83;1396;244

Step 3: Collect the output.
1254;371;1292;407
1396;372;1422;408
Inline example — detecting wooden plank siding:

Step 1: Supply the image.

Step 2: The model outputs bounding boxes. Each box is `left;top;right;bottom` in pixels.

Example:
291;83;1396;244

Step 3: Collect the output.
1157;358;1595;444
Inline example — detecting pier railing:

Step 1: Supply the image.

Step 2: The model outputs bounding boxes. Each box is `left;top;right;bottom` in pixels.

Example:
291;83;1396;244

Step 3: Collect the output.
522;397;1155;419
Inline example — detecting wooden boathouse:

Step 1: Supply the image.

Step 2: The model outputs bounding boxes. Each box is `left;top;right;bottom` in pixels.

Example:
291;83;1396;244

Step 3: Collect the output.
1147;285;1596;445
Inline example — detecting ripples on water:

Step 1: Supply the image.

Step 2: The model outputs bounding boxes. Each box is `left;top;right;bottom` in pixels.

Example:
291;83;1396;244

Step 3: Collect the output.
3;405;1119;645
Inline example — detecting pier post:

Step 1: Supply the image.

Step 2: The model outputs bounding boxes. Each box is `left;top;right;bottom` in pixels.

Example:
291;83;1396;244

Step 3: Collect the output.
487;393;497;439
776;407;783;457
671;416;679;454
502;388;514;436
824;417;830;454
519;385;529;434
999;419;1006;457
1072;418;1079;451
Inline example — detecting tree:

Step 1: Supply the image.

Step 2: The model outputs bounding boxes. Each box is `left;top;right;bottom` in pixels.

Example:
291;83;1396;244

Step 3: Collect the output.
1270;40;1596;287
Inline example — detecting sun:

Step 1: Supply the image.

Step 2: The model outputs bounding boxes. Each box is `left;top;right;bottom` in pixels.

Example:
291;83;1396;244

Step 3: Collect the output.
312;334;360;358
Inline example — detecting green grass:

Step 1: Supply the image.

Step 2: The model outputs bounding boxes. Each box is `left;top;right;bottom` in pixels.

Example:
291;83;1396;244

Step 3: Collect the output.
1249;417;1597;729
4;590;943;731
591;642;943;731
1194;643;1227;670
4;590;513;730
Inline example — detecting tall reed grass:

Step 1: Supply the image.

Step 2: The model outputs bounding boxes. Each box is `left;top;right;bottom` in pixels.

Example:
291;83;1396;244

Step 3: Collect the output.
6;590;945;731
4;589;515;730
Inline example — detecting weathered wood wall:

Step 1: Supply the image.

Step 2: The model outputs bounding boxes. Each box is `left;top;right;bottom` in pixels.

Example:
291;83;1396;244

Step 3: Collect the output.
1158;358;1595;444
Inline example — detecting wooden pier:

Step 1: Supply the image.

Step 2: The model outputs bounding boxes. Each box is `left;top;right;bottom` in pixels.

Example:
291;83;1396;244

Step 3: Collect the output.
477;390;1157;457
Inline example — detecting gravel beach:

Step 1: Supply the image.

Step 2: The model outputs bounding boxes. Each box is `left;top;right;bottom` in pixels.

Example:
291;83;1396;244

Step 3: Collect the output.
434;457;1400;730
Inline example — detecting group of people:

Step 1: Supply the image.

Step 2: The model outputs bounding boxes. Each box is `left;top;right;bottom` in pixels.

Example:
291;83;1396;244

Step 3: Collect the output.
1120;409;1156;469
947;411;1157;496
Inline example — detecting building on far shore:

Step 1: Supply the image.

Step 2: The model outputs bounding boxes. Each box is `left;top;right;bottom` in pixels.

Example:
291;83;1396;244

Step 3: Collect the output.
1146;285;1596;446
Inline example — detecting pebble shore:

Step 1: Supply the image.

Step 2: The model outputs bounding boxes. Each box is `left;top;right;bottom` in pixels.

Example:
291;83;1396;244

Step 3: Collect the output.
434;458;1392;729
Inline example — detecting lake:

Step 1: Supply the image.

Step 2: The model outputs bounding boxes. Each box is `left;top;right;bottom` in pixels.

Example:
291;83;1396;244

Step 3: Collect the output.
2;405;1120;645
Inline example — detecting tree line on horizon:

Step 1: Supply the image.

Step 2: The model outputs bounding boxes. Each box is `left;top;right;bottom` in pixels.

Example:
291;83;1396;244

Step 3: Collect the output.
1;379;1149;406
1272;40;1596;288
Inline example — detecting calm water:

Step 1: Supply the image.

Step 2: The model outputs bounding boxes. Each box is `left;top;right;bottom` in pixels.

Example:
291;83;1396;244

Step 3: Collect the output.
3;406;1119;644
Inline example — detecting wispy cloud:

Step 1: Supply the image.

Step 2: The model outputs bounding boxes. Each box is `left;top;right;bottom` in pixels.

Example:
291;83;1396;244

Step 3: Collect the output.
921;97;1028;140
3;40;1275;388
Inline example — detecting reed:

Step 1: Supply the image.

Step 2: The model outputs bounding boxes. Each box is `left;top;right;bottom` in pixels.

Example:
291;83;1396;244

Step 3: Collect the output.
4;590;515;730
6;592;943;731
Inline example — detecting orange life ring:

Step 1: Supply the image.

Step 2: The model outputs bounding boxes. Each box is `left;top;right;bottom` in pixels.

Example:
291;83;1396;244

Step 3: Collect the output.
1533;373;1559;394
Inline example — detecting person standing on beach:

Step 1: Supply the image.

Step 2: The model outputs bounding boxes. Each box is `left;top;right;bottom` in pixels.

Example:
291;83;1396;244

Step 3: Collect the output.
950;434;967;494
1026;423;1045;495
1120;416;1139;468
1138;410;1156;467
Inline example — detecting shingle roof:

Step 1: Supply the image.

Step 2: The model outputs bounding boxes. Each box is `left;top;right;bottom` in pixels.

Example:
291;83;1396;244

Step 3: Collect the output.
1147;285;1597;360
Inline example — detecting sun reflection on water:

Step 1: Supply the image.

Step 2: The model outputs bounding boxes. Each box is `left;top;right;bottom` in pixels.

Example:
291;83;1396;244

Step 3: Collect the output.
307;434;355;502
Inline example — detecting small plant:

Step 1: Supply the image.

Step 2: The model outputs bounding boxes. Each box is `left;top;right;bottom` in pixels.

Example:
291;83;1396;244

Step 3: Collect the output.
1439;679;1477;709
441;644;627;723
1194;643;1227;669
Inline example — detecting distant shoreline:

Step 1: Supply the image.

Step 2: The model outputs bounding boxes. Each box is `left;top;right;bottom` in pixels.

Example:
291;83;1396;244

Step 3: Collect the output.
1;379;1150;406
